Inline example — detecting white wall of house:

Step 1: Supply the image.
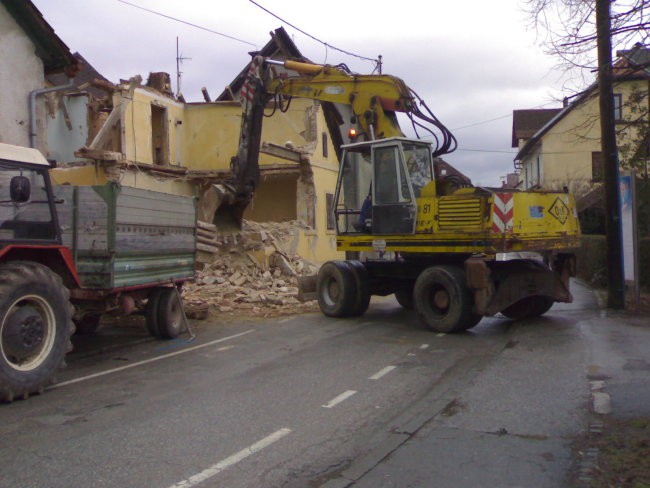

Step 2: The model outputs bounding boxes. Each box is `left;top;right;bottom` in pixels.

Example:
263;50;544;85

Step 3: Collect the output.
0;3;44;147
521;144;543;189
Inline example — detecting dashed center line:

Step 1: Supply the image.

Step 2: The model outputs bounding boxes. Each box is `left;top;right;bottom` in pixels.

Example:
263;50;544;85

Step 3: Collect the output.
322;390;357;408
419;344;430;350
369;366;396;380
436;333;446;337
168;428;292;488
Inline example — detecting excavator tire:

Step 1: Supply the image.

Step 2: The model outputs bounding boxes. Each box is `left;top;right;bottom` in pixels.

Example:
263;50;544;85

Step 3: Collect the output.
317;261;357;318
0;261;73;402
345;260;371;317
501;296;554;320
413;265;481;333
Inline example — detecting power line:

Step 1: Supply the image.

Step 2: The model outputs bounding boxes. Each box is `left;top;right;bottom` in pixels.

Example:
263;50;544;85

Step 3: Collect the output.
116;0;258;48
451;100;562;131
456;148;517;154
248;0;377;63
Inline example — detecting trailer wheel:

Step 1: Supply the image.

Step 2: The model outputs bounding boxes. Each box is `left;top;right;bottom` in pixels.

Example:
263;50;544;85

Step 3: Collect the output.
345;261;371;317
156;288;184;339
145;288;165;338
73;314;102;335
501;296;554;320
317;261;357;317
0;262;72;402
413;265;481;333
394;289;414;309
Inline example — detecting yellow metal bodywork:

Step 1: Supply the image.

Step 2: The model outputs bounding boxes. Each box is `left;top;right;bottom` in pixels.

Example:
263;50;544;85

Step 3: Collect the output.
268;63;410;140
337;187;581;255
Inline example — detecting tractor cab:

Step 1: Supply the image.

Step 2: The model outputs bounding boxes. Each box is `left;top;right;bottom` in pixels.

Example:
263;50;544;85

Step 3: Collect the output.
0;143;60;244
333;137;434;236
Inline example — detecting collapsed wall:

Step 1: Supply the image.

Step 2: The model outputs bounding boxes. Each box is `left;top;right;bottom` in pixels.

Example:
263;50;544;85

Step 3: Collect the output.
184;219;320;319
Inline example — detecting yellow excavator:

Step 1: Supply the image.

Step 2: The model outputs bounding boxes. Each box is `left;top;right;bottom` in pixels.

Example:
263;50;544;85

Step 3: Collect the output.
226;55;580;333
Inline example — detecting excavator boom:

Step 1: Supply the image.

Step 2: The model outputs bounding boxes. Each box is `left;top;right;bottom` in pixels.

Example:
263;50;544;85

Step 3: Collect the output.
222;55;455;227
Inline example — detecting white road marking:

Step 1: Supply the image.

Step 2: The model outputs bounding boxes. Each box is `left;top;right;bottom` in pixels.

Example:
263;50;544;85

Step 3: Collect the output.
369;366;396;380
168;428;292;488
436;333;446;337
322;390;357;408
419;344;430;350
50;329;255;390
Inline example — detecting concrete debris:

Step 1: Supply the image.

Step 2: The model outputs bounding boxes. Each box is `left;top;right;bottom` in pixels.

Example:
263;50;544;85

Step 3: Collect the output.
184;219;320;319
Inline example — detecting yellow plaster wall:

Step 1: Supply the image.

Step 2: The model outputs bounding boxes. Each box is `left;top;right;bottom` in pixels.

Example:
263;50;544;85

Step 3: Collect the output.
245;173;298;221
297;164;341;262
540;98;600;189
183;103;240;170
122;88;185;166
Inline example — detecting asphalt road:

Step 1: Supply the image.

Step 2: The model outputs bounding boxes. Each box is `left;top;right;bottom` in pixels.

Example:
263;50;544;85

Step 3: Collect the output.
0;286;600;488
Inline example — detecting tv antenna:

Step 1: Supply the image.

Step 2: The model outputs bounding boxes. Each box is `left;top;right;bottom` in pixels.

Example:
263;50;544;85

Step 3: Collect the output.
176;37;191;97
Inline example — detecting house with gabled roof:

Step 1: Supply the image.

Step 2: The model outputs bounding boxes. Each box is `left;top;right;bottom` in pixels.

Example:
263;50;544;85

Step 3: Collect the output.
513;44;650;197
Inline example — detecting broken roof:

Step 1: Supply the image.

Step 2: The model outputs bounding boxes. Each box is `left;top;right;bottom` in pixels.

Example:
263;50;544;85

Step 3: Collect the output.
1;0;78;75
217;27;303;102
46;52;111;97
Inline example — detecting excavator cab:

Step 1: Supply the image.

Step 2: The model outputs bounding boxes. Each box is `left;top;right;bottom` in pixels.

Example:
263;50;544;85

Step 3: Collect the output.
333;137;433;236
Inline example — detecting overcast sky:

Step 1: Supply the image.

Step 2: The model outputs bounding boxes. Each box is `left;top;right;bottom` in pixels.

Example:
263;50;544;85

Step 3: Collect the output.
32;0;572;186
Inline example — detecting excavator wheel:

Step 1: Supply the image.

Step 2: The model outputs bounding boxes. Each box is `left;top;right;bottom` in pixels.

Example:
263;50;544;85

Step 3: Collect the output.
501;296;554;321
413;265;482;333
0;261;73;402
345;260;371;317
317;261;357;318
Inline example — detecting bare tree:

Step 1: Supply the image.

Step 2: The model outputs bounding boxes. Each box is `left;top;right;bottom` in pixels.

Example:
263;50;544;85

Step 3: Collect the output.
525;0;650;92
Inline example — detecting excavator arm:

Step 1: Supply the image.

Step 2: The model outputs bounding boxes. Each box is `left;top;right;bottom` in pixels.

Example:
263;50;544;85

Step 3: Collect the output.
223;55;455;227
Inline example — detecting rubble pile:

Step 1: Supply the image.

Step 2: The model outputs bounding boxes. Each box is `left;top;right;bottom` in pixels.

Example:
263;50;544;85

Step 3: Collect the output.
184;220;320;319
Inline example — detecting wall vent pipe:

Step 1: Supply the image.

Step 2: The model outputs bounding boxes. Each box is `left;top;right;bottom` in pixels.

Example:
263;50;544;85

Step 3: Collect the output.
29;78;75;148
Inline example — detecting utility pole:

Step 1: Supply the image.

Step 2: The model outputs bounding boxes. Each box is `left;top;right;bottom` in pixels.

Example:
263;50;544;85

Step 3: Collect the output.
596;0;625;308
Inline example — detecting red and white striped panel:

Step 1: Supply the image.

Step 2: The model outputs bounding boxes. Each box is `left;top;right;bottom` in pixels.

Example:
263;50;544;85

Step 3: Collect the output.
240;57;262;103
492;192;514;233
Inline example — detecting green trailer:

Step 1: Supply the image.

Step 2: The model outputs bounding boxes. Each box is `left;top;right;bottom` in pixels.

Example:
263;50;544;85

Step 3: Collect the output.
54;183;197;336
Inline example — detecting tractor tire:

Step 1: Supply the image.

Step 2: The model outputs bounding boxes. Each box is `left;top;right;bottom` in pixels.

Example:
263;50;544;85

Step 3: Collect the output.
394;289;414;310
73;314;102;335
156;288;184;339
0;261;73;402
413;265;482;333
317;261;357;317
345;260;371;317
501;296;554;320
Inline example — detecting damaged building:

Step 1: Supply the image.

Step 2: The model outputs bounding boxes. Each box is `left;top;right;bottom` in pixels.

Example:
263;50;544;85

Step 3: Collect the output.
45;27;345;264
